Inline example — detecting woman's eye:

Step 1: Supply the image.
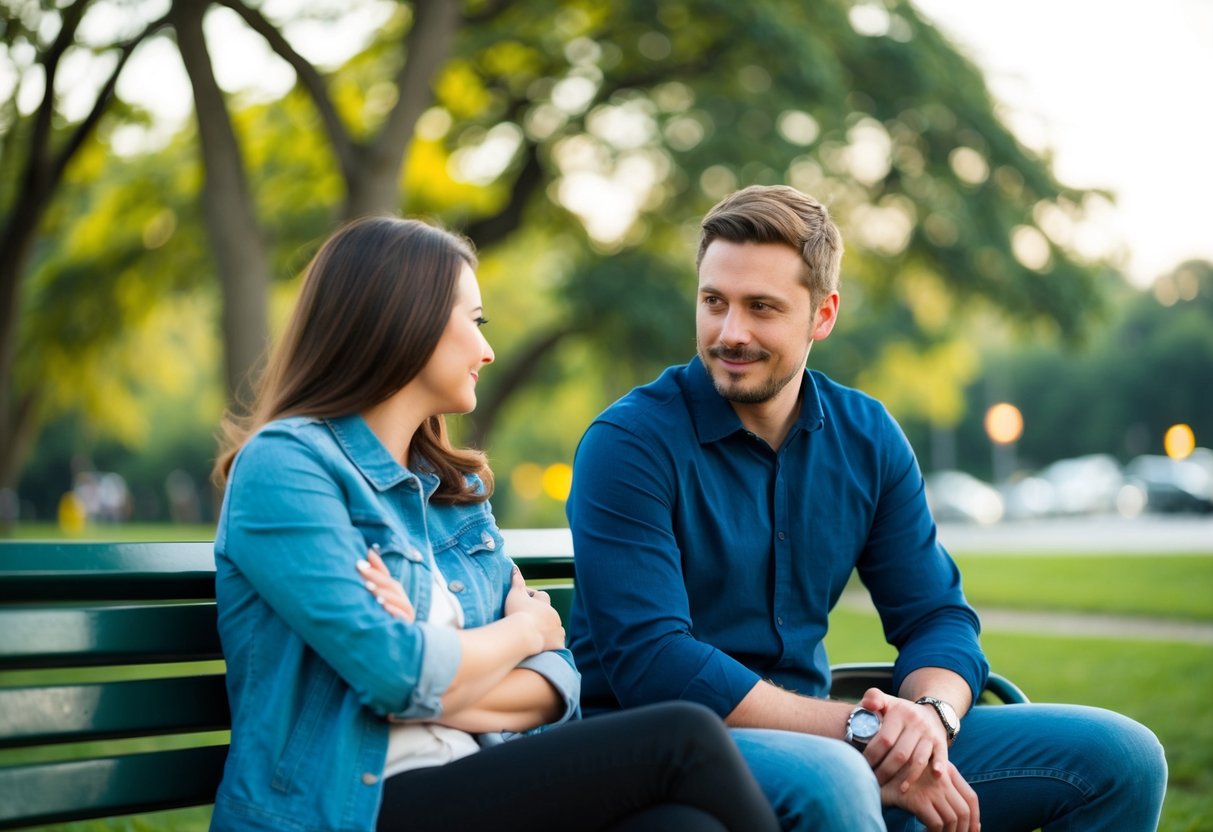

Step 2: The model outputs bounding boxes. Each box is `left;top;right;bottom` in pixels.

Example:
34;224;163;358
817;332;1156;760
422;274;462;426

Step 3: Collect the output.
474;317;489;328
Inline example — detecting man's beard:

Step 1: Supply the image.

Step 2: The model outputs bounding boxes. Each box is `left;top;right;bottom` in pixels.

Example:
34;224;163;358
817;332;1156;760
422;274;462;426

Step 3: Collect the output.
700;344;802;404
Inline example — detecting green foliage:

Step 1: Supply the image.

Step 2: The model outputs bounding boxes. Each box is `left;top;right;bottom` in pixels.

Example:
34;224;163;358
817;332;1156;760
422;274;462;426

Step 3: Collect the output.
10;0;1132;519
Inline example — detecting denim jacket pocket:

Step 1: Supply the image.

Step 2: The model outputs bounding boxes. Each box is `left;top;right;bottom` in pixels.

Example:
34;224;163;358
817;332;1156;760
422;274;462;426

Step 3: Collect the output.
270;665;341;795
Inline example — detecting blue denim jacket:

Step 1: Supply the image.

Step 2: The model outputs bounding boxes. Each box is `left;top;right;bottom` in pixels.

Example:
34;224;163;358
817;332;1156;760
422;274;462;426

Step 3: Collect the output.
210;414;580;832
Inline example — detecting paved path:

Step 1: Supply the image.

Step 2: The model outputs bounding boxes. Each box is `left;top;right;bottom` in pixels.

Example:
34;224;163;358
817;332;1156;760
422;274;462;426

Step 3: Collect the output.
837;592;1213;646
937;515;1213;555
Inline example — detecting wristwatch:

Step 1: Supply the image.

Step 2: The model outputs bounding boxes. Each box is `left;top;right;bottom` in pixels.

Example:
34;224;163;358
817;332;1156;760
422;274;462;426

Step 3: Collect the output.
845;706;882;750
915;696;961;743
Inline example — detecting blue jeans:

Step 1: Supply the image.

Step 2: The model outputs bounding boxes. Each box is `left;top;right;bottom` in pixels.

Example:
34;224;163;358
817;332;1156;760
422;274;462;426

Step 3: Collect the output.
732;703;1166;832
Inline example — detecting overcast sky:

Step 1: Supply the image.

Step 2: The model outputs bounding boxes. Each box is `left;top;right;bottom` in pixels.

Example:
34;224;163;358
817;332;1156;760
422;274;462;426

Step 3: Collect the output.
914;0;1213;288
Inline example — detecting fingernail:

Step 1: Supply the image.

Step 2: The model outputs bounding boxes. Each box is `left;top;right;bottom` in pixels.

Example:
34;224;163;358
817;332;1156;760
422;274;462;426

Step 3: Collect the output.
365;581;377;591
371;543;381;553
357;559;370;571
376;595;386;606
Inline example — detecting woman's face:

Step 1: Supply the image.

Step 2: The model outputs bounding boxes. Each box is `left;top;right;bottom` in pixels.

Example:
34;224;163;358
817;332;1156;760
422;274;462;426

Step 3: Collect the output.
413;263;494;416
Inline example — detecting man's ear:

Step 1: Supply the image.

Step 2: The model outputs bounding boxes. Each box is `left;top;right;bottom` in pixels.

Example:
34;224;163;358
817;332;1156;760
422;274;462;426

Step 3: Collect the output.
811;292;840;341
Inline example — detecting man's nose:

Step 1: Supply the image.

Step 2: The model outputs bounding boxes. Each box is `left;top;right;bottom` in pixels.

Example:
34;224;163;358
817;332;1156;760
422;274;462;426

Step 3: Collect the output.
719;310;751;345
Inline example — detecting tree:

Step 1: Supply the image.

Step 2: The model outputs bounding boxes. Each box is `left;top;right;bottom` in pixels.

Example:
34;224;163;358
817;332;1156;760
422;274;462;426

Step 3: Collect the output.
0;0;169;498
7;0;1120;510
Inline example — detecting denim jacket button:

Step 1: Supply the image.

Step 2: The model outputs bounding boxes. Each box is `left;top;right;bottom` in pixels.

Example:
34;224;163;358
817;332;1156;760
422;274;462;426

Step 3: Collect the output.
480;531;496;550
448;580;465;593
361;772;378;786
406;547;423;562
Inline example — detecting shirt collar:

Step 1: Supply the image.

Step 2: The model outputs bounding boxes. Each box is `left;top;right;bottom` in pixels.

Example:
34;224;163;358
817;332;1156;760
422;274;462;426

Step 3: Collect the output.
324;413;438;495
684;355;826;446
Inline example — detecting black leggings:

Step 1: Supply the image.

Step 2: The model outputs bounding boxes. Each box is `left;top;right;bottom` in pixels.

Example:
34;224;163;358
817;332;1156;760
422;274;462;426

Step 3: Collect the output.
377;701;779;832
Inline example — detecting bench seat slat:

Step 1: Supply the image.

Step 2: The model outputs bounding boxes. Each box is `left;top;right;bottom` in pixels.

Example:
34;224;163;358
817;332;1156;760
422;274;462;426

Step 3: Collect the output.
0;745;228;830
0;604;221;669
0;676;230;748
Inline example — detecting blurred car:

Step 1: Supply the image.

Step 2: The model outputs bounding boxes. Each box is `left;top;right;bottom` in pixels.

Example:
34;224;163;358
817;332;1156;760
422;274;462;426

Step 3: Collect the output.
1124;453;1213;514
925;470;1004;525
999;475;1056;521
1036;454;1127;516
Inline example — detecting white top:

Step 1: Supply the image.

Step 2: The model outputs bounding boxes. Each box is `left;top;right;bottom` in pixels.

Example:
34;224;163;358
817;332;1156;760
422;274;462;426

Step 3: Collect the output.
383;566;480;777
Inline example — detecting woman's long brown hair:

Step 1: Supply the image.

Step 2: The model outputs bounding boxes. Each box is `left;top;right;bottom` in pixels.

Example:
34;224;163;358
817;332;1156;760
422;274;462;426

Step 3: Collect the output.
213;216;493;504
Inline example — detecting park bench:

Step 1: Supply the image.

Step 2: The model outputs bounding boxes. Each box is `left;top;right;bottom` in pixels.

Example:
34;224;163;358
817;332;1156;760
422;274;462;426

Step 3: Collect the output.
0;532;1027;829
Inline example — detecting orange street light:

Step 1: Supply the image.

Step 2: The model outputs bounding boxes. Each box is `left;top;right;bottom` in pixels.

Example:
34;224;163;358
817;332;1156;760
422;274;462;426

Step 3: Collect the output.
984;402;1024;446
1164;424;1195;460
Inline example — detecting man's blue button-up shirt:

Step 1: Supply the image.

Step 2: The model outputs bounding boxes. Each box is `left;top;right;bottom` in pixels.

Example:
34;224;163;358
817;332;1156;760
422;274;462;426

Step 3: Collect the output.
566;357;988;718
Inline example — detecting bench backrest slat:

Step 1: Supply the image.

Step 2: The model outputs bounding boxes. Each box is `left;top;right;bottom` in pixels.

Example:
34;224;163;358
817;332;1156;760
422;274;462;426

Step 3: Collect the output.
0;745;228;830
0;541;217;602
0;603;221;669
0;676;229;747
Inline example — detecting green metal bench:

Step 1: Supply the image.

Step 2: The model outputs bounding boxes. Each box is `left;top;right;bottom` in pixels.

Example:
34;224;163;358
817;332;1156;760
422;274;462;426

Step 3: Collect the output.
0;533;1025;829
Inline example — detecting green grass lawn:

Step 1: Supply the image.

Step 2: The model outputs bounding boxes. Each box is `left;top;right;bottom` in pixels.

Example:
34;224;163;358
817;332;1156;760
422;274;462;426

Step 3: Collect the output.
952;553;1213;621
4;522;217;542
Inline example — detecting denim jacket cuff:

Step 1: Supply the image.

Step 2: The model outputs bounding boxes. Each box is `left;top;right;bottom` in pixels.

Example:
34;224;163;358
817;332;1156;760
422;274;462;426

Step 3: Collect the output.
394;621;461;720
517;650;582;725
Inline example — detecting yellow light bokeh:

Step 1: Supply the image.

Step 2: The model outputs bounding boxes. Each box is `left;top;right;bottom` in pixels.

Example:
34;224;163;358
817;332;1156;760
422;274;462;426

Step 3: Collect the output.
541;463;574;502
1164;423;1196;460
510;463;543;501
984;402;1024;445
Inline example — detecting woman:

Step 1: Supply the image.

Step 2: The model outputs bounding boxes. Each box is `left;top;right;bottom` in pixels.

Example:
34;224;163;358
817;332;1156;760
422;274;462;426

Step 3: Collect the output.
210;216;778;832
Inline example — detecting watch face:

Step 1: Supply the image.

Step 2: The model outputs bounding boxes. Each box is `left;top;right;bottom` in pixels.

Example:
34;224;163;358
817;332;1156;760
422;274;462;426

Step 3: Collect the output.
851;709;881;740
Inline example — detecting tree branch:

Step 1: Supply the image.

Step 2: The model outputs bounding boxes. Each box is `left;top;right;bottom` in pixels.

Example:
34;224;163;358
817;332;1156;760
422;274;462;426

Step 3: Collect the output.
214;0;358;183
371;0;461;175
49;13;173;188
467;323;581;449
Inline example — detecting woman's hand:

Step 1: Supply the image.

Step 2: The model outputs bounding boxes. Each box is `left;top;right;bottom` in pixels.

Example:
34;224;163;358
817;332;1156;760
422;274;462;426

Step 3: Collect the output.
504;565;565;652
357;545;415;622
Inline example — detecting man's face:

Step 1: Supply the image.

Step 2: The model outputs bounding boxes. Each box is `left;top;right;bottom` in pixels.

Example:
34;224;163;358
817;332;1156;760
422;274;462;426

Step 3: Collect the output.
696;240;837;406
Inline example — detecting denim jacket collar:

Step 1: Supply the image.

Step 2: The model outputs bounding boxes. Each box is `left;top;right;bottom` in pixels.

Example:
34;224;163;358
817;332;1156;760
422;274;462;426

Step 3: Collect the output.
684;355;825;446
324;414;439;496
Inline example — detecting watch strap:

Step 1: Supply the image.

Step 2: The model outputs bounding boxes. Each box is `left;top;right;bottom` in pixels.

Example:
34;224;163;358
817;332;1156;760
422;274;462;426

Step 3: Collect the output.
915;696;959;742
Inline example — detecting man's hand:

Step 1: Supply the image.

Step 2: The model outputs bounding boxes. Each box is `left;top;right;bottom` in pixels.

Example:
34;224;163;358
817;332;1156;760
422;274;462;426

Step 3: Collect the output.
880;758;979;832
859;687;949;790
858;687;979;831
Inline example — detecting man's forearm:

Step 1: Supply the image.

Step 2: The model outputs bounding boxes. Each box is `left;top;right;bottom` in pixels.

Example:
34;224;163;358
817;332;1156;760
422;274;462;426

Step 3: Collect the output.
726;679;856;738
898;667;973;717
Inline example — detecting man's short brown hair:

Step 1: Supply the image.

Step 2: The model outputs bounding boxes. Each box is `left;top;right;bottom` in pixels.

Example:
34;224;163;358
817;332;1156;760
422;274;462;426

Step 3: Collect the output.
697;185;844;307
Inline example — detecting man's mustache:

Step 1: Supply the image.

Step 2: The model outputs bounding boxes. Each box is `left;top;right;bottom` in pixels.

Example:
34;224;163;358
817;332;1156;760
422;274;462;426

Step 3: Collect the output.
706;345;770;363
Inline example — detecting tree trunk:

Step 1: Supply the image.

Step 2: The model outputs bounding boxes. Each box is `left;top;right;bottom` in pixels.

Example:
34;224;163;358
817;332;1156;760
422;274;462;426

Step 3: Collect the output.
173;0;270;412
345;0;462;218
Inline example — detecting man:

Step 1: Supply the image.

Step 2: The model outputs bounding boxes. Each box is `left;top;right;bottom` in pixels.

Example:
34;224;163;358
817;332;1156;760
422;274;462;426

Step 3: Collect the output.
566;185;1166;831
